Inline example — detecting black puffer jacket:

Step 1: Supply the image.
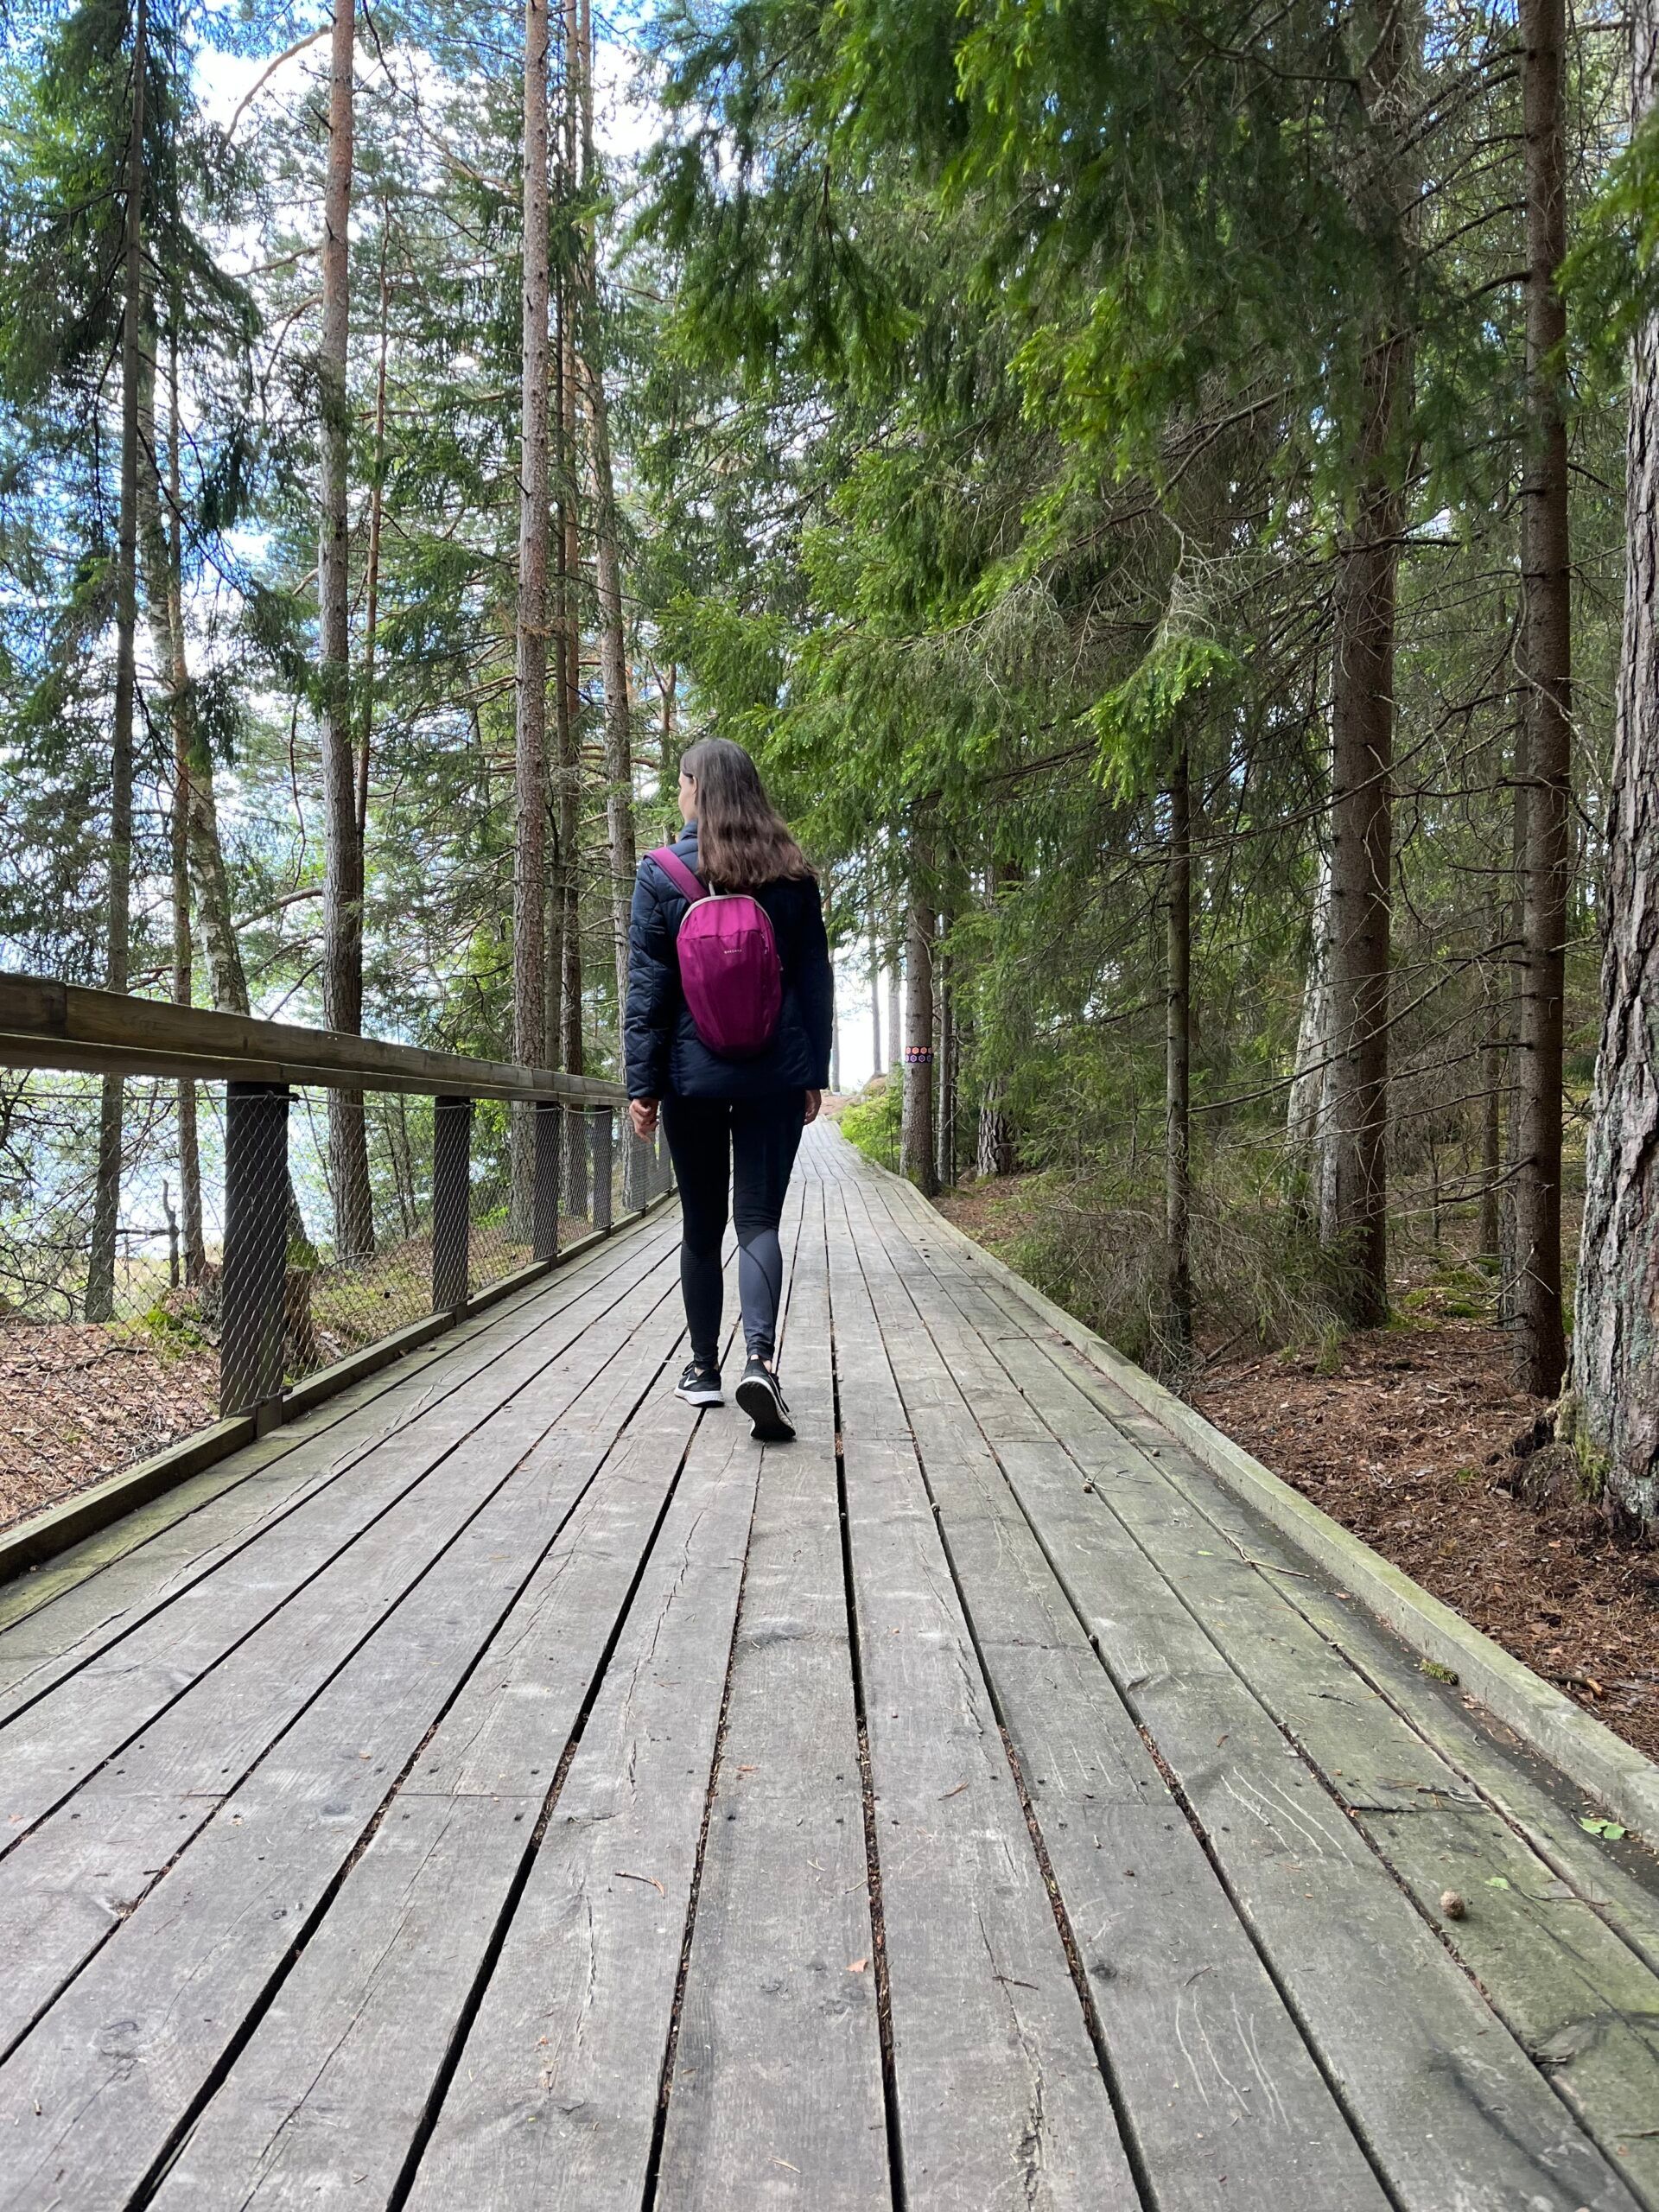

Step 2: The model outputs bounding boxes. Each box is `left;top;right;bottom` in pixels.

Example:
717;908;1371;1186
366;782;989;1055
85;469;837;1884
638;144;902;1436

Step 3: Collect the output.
625;822;834;1100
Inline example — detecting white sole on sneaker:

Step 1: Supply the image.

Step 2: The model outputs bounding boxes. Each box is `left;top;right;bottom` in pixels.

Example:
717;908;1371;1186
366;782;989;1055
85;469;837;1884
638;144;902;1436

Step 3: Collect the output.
675;1382;724;1408
735;1371;796;1442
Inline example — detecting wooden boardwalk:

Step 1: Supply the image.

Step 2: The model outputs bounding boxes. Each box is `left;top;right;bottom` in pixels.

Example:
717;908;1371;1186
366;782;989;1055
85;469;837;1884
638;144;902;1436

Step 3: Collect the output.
2;1126;1657;2212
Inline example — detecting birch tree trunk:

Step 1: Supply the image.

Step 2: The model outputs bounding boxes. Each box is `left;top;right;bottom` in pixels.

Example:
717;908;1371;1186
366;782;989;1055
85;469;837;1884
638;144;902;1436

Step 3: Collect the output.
86;0;147;1325
1570;0;1659;1530
1511;0;1573;1395
513;0;552;1232
317;0;373;1264
1287;843;1334;1224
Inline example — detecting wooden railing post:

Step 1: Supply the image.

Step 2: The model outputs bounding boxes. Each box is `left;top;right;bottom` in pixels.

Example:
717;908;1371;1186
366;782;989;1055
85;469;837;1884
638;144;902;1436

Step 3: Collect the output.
592;1105;613;1233
432;1096;473;1313
221;1081;291;1427
533;1097;562;1262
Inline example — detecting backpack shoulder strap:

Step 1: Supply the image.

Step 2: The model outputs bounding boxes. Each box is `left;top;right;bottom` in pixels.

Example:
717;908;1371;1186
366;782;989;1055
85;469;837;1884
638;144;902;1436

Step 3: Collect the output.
649;846;708;904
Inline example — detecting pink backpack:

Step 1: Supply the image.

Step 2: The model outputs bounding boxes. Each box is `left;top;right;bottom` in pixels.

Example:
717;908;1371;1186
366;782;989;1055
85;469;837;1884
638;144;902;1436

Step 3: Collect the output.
650;847;784;1059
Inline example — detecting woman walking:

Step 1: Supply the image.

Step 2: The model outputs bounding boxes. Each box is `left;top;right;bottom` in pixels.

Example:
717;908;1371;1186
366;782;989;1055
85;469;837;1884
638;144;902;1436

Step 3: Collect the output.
626;738;833;1440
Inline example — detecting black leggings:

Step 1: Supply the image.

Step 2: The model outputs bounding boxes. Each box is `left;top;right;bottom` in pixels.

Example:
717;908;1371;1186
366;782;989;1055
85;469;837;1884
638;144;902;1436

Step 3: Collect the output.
661;1090;804;1367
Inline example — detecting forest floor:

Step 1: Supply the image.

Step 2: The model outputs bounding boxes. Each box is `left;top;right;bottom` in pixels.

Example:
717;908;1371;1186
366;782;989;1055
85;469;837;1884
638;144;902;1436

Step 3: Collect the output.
0;1211;605;1538
0;1319;217;1534
936;1177;1659;1767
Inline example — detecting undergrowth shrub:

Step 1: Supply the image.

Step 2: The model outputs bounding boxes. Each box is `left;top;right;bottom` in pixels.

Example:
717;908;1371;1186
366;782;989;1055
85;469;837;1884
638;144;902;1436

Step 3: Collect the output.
997;1165;1348;1381
840;1077;900;1173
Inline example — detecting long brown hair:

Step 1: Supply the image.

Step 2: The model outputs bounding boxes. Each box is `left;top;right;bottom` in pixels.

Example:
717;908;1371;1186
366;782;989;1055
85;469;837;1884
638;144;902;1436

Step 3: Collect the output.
682;738;816;892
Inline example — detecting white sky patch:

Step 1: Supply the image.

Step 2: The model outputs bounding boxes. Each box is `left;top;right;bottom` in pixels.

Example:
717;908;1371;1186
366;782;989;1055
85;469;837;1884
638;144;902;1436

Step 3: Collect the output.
194;26;660;173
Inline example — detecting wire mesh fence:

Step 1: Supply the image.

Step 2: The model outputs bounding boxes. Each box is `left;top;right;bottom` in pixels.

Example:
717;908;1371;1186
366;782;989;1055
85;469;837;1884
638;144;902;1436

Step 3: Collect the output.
0;1067;669;1537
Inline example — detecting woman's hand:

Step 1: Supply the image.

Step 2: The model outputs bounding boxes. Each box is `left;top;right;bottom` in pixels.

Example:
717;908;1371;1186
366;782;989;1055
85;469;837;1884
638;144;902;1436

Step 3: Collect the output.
630;1097;659;1140
803;1089;822;1126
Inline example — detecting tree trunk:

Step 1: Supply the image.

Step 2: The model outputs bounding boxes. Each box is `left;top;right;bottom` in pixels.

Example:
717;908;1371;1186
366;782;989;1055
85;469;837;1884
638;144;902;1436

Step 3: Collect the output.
165;345;204;1286
571;0;636;1095
870;925;883;1077
359;214;389;848
887;934;902;1101
1287;843;1334;1224
1166;743;1193;1357
513;0;552;1232
902;869;938;1195
1324;454;1396;1326
86;0;147;1325
1479;878;1506;1268
976;856;1019;1178
318;0;373;1265
555;29;588;1216
1512;0;1572;1395
1320;0;1414;1328
934;918;955;1187
138;321;207;1287
1570;0;1659;1530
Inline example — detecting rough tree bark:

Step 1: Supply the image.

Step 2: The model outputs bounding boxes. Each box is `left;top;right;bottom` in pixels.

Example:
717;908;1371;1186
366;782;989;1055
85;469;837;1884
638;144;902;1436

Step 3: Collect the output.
1166;741;1193;1357
902;861;938;1195
513;0;551;1230
317;0;373;1264
1570;0;1659;1530
86;0;147;1325
1321;0;1414;1327
1511;0;1572;1395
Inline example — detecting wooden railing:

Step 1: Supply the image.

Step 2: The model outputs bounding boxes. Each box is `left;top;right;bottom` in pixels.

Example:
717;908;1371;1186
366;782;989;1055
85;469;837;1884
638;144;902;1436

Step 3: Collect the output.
0;980;672;1541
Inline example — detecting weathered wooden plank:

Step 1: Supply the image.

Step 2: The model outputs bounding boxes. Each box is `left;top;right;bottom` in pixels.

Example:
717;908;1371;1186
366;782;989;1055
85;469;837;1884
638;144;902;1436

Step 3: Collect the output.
397;1193;813;2209
837;1173;1392;2212
948;1313;1659;2206
400;1426;760;2209
143;1248;767;2210
823;1182;1141;2212
0;1236;685;1843
0;1211;680;1688
0;1249;693;2052
848;1152;1643;2212
655;1185;891;2212
1048;1343;1659;1975
0;1248;723;2204
870;1156;1659;1962
155;1795;528;2209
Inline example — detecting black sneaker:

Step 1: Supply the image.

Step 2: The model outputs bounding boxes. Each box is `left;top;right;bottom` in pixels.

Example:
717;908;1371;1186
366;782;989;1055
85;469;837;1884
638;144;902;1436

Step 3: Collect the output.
675;1359;723;1408
735;1357;796;1442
